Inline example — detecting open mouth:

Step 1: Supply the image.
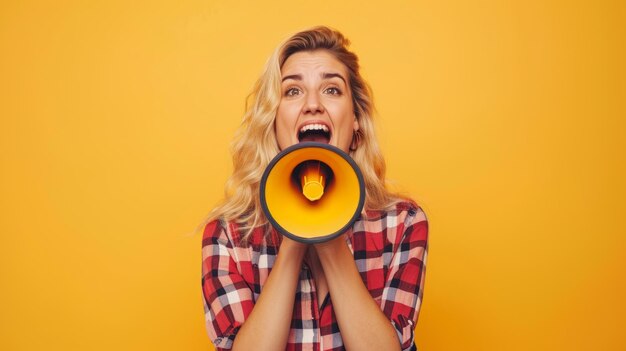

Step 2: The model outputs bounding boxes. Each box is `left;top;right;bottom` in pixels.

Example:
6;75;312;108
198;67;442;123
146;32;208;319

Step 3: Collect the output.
298;124;331;144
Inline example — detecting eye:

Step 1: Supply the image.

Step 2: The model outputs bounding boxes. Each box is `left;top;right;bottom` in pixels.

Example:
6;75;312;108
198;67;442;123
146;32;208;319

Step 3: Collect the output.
285;87;302;97
324;87;342;95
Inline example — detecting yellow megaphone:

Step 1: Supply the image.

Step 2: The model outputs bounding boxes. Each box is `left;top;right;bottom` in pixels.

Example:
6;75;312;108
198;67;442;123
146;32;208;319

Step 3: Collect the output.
260;142;365;243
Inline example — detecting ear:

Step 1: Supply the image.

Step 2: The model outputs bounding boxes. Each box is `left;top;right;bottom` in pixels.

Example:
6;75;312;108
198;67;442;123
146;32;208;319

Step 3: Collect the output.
353;116;359;132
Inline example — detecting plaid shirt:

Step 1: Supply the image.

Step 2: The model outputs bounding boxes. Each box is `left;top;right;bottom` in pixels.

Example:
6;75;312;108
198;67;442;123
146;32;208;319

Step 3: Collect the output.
202;201;428;351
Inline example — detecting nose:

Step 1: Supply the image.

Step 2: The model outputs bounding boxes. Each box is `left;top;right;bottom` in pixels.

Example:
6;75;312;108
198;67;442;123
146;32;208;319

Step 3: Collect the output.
303;92;324;114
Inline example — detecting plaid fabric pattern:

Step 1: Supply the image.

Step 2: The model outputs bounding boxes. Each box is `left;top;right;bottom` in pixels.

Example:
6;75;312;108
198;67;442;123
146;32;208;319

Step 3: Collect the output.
202;201;428;351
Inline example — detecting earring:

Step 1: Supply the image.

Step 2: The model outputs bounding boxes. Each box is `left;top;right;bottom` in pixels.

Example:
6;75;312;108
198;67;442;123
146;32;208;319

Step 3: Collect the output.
349;130;361;152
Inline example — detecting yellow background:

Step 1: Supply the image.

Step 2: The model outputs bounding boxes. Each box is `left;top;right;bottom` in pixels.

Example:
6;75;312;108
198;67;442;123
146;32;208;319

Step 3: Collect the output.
1;0;624;350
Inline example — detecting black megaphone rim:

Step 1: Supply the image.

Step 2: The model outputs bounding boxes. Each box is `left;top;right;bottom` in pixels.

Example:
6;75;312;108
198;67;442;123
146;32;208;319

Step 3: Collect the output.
260;142;366;244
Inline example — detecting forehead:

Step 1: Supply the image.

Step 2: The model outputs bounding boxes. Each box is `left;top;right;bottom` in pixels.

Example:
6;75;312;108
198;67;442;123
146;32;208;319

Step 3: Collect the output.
281;50;348;77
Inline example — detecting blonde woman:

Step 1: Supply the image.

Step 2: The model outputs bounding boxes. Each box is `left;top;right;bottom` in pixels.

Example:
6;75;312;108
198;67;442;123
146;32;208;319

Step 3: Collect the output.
201;26;429;351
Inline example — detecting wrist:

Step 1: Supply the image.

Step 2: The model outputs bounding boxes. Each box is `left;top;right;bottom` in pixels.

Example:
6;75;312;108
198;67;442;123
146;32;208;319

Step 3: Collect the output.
315;234;347;255
314;234;352;267
278;236;308;262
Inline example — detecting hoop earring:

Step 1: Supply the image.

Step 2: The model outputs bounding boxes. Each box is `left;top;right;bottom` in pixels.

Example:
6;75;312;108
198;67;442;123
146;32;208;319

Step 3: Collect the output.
349;130;361;152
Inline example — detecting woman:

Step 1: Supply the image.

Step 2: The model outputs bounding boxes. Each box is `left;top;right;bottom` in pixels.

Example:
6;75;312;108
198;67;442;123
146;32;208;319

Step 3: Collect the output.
202;26;428;351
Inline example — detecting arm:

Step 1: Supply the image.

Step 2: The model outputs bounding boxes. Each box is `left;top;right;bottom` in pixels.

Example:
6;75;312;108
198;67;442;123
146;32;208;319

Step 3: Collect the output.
315;236;402;351
231;236;306;351
315;206;429;351
201;220;307;351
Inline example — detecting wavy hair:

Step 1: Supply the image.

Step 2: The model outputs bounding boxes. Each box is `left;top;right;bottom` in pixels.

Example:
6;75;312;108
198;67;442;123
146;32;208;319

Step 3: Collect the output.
206;26;401;240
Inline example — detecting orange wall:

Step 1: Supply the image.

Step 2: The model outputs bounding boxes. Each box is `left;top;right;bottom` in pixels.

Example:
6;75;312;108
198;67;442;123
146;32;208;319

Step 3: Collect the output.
1;1;624;350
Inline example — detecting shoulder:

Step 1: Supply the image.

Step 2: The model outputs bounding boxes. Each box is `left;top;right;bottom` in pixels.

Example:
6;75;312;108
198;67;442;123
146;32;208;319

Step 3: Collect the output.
364;199;427;226
359;199;428;244
201;219;242;248
202;218;278;249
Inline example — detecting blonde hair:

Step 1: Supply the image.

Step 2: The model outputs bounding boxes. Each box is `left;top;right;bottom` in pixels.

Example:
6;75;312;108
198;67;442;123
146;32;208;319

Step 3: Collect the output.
207;26;401;240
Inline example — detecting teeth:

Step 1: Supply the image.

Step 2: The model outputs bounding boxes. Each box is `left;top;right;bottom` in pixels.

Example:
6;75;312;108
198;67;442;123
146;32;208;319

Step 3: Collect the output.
299;124;329;133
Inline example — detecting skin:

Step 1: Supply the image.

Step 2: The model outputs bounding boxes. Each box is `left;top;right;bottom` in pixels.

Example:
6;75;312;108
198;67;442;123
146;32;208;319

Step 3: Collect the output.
275;50;359;153
232;50;401;351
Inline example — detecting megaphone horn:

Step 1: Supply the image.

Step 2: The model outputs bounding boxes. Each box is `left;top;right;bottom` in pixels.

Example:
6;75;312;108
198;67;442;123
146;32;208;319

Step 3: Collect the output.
260;142;365;243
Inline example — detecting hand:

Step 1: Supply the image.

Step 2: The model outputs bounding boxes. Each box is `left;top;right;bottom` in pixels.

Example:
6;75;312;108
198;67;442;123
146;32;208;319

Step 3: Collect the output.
313;232;349;257
279;235;308;259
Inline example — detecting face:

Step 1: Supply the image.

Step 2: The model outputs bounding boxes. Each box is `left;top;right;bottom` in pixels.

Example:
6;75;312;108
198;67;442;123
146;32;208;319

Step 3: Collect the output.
275;50;359;153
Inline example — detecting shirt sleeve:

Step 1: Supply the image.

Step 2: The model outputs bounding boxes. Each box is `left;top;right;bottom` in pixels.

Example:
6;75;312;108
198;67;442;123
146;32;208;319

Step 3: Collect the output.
380;206;429;351
201;220;254;350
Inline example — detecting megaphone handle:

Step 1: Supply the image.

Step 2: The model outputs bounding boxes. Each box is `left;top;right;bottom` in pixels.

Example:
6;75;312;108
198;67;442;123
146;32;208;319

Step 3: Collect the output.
299;161;329;202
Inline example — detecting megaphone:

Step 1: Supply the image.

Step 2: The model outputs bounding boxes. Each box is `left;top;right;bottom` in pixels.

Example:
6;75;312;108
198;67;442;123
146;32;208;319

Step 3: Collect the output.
260;142;365;243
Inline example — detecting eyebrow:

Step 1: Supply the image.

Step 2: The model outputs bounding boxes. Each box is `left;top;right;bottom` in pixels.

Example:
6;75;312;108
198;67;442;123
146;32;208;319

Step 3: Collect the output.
323;73;347;84
281;72;348;85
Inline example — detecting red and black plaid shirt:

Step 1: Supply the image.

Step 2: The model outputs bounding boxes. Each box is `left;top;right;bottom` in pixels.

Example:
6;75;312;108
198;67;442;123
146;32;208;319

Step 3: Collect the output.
202;201;428;351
